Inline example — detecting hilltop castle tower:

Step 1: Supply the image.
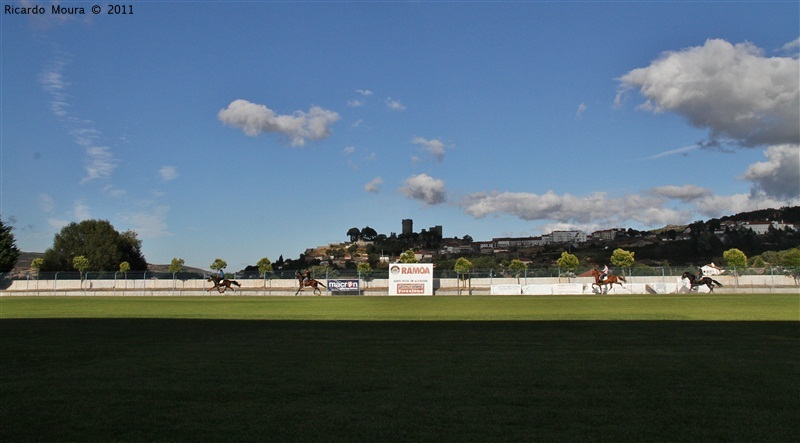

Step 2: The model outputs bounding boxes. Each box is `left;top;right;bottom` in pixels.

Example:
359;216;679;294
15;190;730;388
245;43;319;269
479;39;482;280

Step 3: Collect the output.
402;219;413;236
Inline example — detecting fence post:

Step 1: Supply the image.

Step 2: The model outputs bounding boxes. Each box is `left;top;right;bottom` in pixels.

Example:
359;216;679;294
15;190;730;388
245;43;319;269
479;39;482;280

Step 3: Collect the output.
770;266;775;291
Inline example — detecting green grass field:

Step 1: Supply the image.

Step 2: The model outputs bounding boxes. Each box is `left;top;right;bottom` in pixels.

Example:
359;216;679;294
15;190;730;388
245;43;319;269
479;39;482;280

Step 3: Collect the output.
1;295;798;442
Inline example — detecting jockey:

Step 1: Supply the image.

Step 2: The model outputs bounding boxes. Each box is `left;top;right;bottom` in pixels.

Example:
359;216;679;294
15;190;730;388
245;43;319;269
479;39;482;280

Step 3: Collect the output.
600;264;609;282
302;269;310;285
218;268;224;281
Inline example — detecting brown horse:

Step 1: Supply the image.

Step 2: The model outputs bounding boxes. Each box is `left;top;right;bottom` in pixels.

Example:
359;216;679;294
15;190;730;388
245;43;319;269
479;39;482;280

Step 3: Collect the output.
295;272;325;295
591;268;626;293
681;272;722;293
207;275;241;294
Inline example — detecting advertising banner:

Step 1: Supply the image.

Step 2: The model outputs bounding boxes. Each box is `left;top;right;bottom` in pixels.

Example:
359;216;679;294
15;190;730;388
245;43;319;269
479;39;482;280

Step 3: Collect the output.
490;284;522;295
327;279;360;293
388;263;434;295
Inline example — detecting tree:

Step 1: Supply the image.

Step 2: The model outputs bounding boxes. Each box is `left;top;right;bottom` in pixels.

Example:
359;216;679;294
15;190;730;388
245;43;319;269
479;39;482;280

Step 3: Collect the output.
168;258;184;275
611;248;635;272
257;257;273;276
347;227;361;242
723;248;747;269
0;217;20;272
41;220;146;272
31;258;44;278
750;256;766;268
210;258;227;277
119;261;131;278
361;226;378;241
326;245;346;259
783;248;800;268
508;259;528;283
454;257;473;287
556;252;579;271
398;249;417;263
73;256;89;280
357;261;373;287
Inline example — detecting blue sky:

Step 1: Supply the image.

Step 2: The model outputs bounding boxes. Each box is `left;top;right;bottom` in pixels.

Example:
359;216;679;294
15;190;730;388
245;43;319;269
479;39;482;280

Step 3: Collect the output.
2;1;798;271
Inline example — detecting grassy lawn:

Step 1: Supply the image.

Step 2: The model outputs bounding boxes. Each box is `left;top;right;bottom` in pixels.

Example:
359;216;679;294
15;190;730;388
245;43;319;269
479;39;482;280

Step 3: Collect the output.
1;295;798;442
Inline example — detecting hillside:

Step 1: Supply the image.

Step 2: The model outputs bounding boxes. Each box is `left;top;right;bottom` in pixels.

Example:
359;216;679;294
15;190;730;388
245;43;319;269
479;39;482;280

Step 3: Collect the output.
9;252;207;278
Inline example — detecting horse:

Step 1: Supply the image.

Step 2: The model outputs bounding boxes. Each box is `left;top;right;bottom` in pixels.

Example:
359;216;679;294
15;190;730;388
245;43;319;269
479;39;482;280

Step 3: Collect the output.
207;275;241;294
590;268;626;293
295;272;325;295
681;272;722;293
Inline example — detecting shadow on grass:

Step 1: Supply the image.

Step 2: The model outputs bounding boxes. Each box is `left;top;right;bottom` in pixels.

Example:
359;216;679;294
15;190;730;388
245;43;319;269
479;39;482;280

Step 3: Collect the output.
2;319;798;442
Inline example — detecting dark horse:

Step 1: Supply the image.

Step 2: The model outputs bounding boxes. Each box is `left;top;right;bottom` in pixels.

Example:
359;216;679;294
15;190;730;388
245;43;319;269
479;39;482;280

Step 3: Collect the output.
295;271;325;295
207;275;241;294
681;272;722;293
591;268;626;293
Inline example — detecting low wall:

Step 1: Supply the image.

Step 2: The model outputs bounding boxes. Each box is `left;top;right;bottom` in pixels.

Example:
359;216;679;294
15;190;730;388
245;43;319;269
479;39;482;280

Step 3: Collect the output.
2;274;797;296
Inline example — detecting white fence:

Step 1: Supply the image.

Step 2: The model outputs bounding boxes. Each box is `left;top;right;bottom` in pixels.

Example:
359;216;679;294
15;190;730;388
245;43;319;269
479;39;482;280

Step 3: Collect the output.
2;274;798;296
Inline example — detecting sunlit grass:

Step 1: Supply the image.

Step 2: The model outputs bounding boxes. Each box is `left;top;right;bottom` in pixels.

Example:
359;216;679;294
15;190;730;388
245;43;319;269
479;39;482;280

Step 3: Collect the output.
1;293;798;321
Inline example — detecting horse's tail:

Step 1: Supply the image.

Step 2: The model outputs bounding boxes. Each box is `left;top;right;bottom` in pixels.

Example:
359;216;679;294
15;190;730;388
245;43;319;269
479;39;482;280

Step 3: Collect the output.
231;280;241;287
618;275;626;282
711;279;722;287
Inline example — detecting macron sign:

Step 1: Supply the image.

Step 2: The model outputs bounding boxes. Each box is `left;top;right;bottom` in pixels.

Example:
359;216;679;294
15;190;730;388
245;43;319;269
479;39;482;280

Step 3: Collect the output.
388;263;434;296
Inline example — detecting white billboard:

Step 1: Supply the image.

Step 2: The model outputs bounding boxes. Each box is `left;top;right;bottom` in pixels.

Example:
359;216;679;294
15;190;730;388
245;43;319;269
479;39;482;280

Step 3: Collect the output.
388;263;434;296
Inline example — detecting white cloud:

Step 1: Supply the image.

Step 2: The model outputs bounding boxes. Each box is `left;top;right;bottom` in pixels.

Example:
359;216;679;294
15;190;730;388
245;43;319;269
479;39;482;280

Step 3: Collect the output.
80;146;117;184
159;166;178;181
779;38;799;57
120;205;171;240
38;194;55;212
647;185;713;202
365;177;383;193
412;137;448;162
617;38;799;147
401;174;446;205
459;190;689;228
343;146;356;155
644;144;701;160
459;184;800;233
47;218;69;230
218;99;340;147
690;193;799;219
73;200;90;220
576;103;587;118
39;58;70;118
40;51;120;184
386;98;406;111
356;89;373;97
743;144;800;199
347;99;364;107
